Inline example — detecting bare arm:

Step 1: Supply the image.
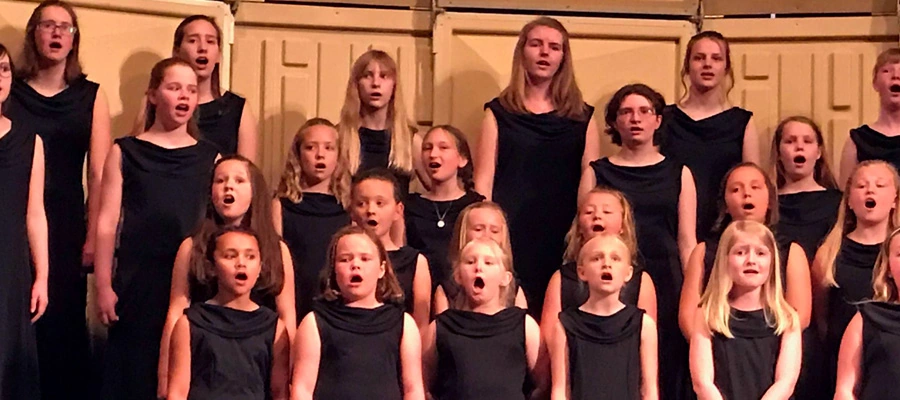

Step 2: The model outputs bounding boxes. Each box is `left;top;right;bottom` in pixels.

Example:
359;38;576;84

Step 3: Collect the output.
236;101;259;163
473;109;498;200
400;314;426;400
412;132;431;191
95;144;124;326
637;273;658;322
159;239;194;397
412;255;432;331
515;287;528;310
271;319;291;400
549;320;569;400
677;166;698;268
760;324;802;400
277;243;298;340
290;314;320;400
166;316;191;400
834;312;863;400
84;88;112;268
540;271;563;343
577;166;597;202
679;243;706;339
433;285;449;316
272;198;284;236
785;243;812;329
839;136;858;188
582;118;601;172
421;322;437;393
689;312;723;400
811;246;831;340
641;314;660;400
742;116;761;165
27;135;49;322
525;315;550;400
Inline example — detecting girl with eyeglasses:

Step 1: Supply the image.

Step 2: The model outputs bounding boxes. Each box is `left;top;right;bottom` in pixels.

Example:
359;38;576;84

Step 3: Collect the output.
7;1;111;398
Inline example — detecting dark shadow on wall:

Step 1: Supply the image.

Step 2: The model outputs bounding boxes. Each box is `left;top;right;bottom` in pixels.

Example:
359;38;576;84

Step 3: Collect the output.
261;110;307;184
111;50;163;138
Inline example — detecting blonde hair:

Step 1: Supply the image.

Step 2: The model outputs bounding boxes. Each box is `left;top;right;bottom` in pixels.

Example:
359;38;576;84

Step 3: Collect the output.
678;31;734;107
449;202;513;266
769;116;838;190
338;50;415;175
450;238;516;310
873;48;900;82
276;118;350;207
498;17;588;121
819;160;900;287
699;220;798;338
563;187;638;263
872;227;900;303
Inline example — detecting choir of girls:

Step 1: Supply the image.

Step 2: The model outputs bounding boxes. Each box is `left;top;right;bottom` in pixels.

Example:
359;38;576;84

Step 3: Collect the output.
9;1;900;399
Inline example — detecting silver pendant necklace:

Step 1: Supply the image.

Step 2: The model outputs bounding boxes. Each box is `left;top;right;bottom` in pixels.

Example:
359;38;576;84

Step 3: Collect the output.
434;200;454;228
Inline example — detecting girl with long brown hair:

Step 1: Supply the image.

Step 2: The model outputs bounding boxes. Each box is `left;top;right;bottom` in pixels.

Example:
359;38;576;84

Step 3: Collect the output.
473;17;600;316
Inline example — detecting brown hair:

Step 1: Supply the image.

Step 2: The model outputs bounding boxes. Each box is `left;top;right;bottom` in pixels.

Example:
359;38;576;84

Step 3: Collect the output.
712;162;779;233
679;31;734;105
319;225;404;304
173;15;222;99
189;155;284;298
603;83;666;146
424;125;475;193
17;0;83;82
873;48;900;81
351;167;404;204
498;17;588;121
202;225;274;296
338;50;415;175
143;57;201;138
0;43;12;113
563;186;639;263
276;118;350;207
770;116;838;190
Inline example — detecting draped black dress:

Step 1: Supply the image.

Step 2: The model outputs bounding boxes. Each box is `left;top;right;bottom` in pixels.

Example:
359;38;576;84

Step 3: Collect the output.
101;137;217;400
850;125;900;173
280;193;350;320
660;106;752;240
197;91;245;155
8;76;98;399
857;302;900;400
358;127;411;196
711;309;781;400
487;98;593;316
0;121;41;399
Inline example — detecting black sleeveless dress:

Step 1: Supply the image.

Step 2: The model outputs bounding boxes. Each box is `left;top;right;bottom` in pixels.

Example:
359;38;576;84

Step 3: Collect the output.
101;137;217;400
8;76;98;399
589;156;686;400
389;246;420;313
280;193;350;320
560;305;644;400
850;125;900;172
313;301;405;400
712;309;781;400
358;127;411;196
0;121;41;399
433;308;529;400
559;261;640;310
777;189;842;264
198;91;245;155
486;98;593;315
858;302;900;400
660;106;752;239
776;188;841;400
826;238;880;385
186;303;277;399
405;191;484;291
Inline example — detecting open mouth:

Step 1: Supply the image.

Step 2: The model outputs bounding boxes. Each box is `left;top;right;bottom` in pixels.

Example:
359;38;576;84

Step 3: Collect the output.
223;194;235;205
793;155;806;164
890;84;900;93
742;203;756;210
196;57;209;66
629;126;644;132
536;60;551;67
314;162;327;169
865;198;877;209
700;72;715;79
49;42;62;49
366;219;378;227
473;277;485;289
591;224;605;233
175;104;190;112
428;162;441;169
742;269;759;275
369;93;383;101
350;274;363;283
600;272;613;281
235;272;248;281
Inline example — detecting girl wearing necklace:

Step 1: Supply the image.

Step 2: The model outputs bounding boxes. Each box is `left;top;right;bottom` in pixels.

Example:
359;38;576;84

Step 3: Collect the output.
405;125;484;293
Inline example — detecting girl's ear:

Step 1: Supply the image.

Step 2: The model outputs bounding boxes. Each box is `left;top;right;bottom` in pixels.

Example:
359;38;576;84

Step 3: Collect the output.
500;270;513;288
458;155;470;169
378;260;386;279
623;264;634;283
576;263;588;282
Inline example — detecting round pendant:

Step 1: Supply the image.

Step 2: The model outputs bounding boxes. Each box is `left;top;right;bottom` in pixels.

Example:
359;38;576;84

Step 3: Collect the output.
437;220;446;228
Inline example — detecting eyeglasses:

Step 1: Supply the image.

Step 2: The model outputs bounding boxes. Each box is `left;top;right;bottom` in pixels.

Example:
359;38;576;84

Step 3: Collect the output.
616;107;656;118
0;63;11;78
37;20;77;35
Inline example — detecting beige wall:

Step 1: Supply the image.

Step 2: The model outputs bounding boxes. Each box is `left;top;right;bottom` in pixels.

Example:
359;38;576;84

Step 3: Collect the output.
0;0;231;137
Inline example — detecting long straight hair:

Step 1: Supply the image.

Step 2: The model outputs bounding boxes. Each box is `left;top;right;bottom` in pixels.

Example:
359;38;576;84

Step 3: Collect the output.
173;15;223;99
498;17;587;121
338;50;414;175
819;160;900;286
769;116;838;190
700;220;798;338
17;0;83;82
143;57;201;139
